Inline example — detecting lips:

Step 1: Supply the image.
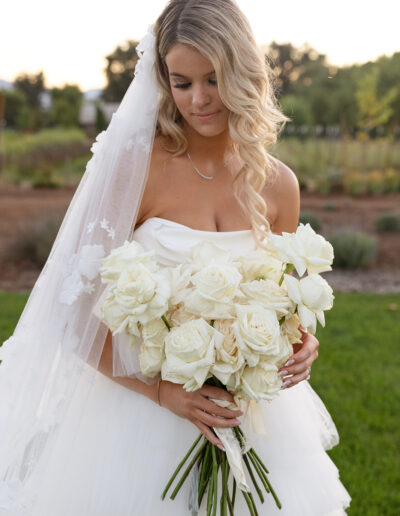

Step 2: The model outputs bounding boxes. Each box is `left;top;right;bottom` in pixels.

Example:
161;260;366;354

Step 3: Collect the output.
193;111;219;120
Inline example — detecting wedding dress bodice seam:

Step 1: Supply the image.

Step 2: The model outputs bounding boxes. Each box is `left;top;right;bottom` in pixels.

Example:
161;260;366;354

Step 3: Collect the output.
136;216;278;236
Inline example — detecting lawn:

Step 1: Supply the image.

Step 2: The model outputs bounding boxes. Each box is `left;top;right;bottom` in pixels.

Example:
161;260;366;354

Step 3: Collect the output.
1;291;399;515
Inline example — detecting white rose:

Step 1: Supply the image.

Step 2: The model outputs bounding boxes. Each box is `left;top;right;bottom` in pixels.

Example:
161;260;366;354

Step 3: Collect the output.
237;362;282;401
293;223;334;275
269;223;334;277
275;334;294;369
168;303;197;326
163;263;192;306
284;273;334;334
211;319;245;385
281;314;303;345
189;241;232;269
100;290;129;334
233;305;281;367
238;251;283;283
184;262;243;319
139;318;169;377
161;318;222;391
102;262;170;335
240;278;294;319
100;240;156;283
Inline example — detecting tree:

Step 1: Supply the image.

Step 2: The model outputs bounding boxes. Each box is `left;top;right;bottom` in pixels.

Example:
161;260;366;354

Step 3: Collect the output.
355;67;398;137
14;71;45;110
265;42;330;98
51;84;82;127
13;71;47;129
0;89;29;128
102;41;139;102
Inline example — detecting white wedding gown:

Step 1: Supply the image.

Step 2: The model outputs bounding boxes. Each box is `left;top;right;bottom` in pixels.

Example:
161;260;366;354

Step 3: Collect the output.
15;217;351;515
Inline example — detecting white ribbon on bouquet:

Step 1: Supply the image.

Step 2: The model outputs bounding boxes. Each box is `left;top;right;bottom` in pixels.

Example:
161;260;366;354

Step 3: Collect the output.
211;398;267;492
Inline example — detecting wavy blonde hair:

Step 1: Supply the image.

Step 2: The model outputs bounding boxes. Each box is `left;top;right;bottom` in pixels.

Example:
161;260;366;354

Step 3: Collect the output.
153;0;291;247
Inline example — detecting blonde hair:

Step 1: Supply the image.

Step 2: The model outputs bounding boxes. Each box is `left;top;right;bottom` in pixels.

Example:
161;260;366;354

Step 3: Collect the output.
154;0;291;247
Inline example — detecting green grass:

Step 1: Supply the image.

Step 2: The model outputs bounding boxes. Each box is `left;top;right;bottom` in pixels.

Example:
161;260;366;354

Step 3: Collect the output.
313;292;400;515
1;291;399;514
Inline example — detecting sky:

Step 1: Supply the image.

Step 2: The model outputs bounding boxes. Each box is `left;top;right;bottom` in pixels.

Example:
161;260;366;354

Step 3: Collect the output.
2;0;399;91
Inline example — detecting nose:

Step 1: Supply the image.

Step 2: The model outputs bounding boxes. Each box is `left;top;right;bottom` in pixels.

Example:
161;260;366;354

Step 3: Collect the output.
192;84;211;109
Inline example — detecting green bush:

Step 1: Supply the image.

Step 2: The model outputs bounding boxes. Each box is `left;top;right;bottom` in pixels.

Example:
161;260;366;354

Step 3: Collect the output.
329;230;377;269
299;211;322;231
323;200;338;211
366;170;386;195
6;211;65;266
383;168;400;193
343;172;367;196
376;212;400;232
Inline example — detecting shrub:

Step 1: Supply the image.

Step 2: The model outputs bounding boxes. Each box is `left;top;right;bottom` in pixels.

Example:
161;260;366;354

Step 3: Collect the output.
343;172;367;196
329;230;377;269
366;170;385;195
299;211;322;231
383;168;400;193
6;211;65;267
376;212;400;232
323;200;338;211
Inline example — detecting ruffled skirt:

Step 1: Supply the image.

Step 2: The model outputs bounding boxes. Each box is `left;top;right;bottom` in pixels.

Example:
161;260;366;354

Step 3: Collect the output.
14;366;350;515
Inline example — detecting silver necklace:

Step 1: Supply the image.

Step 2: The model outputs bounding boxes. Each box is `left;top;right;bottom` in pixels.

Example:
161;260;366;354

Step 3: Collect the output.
186;150;235;180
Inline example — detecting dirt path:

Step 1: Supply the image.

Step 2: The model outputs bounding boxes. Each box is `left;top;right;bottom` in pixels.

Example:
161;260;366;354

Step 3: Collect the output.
1;186;399;292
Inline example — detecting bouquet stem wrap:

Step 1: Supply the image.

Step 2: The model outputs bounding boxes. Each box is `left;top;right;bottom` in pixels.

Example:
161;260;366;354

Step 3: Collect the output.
211;398;267;492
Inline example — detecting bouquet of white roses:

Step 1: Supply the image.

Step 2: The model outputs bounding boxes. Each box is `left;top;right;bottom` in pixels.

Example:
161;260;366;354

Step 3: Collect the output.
98;222;334;515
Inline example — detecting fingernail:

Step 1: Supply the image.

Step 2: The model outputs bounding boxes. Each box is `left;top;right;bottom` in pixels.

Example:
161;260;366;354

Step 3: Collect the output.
278;370;288;377
233;419;241;425
281;380;292;389
217;444;225;451
285;359;295;367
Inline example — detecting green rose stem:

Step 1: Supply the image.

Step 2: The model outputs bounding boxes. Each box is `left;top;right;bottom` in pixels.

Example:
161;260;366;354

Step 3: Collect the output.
161;314;171;331
242;453;264;503
170;439;207;500
198;443;212;505
231;477;237;508
207;465;214;515
161;433;202;499
225;462;234;516
235;428;282;509
220;453;228;516
278;263;295;286
211;444;219;516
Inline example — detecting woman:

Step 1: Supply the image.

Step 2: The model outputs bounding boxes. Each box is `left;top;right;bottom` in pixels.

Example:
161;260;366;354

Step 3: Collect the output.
0;1;351;514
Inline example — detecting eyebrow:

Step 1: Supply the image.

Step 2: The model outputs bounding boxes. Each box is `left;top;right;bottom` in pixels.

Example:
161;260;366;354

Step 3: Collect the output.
169;71;216;79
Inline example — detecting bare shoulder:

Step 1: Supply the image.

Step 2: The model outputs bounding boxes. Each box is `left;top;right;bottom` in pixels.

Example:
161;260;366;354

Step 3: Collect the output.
135;134;173;224
264;156;300;235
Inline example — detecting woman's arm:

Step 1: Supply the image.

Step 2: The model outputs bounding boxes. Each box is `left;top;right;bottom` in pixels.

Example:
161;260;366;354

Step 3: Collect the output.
97;329;160;403
97;329;243;449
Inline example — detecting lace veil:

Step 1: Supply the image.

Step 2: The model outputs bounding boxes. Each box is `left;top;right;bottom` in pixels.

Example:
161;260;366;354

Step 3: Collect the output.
0;25;160;511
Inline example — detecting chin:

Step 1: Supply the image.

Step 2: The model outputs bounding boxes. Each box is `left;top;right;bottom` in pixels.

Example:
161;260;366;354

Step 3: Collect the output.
190;122;229;138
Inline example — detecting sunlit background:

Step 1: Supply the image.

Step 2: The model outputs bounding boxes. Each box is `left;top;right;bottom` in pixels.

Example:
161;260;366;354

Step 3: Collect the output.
2;0;400;90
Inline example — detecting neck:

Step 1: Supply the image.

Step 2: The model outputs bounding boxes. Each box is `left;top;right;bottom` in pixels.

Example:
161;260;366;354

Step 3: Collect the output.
183;122;234;161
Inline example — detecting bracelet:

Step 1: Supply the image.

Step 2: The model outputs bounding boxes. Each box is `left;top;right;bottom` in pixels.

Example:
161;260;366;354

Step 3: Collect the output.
157;378;162;406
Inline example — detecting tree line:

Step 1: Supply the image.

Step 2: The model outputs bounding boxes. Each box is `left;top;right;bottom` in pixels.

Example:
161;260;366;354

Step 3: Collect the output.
1;41;399;138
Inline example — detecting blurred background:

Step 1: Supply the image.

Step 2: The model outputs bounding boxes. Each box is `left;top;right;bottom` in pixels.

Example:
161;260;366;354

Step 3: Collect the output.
1;1;399;514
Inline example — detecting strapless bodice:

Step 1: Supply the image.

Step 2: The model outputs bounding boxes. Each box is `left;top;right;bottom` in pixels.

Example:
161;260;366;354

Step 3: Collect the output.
132;216;258;267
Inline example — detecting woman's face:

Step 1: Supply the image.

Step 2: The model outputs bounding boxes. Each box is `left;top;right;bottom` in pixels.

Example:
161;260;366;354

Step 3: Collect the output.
165;43;230;137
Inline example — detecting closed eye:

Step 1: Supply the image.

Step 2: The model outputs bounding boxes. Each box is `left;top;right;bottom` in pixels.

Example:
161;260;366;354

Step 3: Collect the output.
173;80;218;89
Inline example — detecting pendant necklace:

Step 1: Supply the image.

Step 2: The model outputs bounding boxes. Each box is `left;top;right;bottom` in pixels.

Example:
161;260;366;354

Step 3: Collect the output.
186;150;235;180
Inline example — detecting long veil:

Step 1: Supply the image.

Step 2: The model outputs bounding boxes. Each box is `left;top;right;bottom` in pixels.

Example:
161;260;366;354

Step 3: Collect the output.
0;25;160;513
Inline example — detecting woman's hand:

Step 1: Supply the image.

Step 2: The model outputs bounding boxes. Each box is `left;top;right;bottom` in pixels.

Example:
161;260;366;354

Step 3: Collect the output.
158;381;243;449
278;327;319;389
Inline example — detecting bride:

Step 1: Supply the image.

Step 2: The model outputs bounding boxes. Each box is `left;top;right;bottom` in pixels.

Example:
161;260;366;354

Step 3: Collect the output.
0;0;351;514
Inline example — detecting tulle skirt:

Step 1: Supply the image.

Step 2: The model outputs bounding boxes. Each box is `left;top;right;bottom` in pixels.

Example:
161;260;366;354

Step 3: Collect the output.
19;365;350;515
